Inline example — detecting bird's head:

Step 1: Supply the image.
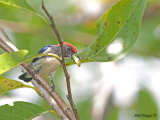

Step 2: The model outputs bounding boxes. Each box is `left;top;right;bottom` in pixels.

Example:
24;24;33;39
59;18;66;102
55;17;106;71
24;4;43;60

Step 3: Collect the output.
37;42;81;66
57;42;81;66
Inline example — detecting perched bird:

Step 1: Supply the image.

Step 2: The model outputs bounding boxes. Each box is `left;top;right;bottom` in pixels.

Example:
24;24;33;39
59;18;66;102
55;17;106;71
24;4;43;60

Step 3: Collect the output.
19;42;81;91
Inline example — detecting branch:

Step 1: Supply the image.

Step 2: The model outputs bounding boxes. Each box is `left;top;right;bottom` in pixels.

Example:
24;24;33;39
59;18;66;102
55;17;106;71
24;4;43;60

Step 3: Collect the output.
41;2;80;120
31;80;68;120
0;31;75;120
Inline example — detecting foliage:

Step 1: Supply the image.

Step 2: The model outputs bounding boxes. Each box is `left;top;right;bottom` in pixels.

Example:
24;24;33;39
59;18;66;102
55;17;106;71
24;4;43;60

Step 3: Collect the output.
79;0;147;63
0;0;148;119
0;50;28;75
0;0;48;24
0;101;48;120
0;0;147;63
0;76;35;95
0;50;60;75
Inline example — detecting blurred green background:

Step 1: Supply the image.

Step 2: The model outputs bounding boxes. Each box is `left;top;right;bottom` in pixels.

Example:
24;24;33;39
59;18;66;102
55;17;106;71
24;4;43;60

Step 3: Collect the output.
0;0;160;120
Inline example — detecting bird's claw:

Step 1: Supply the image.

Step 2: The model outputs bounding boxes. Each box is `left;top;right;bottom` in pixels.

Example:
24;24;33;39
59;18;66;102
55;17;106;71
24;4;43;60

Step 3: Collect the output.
34;69;40;74
50;84;55;93
50;76;56;93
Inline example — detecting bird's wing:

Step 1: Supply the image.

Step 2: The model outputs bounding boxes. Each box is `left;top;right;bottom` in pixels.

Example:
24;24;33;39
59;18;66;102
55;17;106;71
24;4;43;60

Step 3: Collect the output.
32;45;56;63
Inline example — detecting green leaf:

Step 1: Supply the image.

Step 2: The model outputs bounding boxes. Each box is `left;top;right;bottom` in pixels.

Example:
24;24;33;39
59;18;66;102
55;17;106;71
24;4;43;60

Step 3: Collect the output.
0;50;28;75
77;0;147;63
0;0;48;24
0;101;48;120
0;50;61;75
0;76;37;95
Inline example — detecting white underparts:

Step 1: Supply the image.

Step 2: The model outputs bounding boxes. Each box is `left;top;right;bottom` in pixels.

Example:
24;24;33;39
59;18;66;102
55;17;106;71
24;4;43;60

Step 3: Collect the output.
31;57;61;77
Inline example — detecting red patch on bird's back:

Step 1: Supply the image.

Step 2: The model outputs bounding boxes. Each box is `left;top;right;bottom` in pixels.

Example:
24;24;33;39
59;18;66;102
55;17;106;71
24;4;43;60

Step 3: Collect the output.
57;42;77;53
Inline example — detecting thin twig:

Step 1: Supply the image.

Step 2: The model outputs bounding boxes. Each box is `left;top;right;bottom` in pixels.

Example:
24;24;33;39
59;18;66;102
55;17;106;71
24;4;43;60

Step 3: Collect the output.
41;1;80;120
0;38;75;120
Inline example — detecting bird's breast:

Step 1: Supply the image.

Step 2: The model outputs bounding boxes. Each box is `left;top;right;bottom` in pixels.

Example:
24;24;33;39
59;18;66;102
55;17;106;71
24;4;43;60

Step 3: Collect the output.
32;57;61;77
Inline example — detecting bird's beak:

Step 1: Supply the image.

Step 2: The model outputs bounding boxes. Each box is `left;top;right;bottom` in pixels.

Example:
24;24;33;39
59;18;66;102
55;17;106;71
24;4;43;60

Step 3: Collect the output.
71;53;81;67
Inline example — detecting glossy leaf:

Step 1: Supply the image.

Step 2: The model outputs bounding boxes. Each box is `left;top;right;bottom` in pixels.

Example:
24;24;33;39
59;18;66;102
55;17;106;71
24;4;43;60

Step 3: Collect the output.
67;0;147;64
0;0;48;24
0;101;48;120
0;50;61;75
0;50;28;75
0;76;37;95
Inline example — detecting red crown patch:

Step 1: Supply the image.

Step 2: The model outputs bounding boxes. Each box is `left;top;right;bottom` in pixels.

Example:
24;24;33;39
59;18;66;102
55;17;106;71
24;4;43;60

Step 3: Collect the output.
57;42;77;53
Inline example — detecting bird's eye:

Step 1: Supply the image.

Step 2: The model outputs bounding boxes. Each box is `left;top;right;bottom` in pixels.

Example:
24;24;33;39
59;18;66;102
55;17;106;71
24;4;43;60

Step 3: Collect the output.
66;47;71;51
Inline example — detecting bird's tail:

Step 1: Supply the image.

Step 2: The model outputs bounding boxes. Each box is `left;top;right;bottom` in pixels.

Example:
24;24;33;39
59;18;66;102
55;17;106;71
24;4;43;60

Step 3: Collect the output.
19;72;32;82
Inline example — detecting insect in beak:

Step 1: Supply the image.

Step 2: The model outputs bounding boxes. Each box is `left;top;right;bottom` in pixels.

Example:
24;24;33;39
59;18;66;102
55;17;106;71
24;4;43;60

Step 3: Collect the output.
72;53;81;67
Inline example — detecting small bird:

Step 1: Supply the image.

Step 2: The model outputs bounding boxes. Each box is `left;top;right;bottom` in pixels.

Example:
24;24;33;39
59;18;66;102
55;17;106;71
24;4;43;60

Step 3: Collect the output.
19;42;81;91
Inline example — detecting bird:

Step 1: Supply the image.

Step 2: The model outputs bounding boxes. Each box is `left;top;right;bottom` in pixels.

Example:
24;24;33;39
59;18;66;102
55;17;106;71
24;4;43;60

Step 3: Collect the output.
19;42;80;91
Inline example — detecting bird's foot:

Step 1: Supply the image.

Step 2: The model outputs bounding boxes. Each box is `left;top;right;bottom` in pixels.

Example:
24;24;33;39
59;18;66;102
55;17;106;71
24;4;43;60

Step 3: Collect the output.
50;84;55;93
34;69;40;74
50;77;56;93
